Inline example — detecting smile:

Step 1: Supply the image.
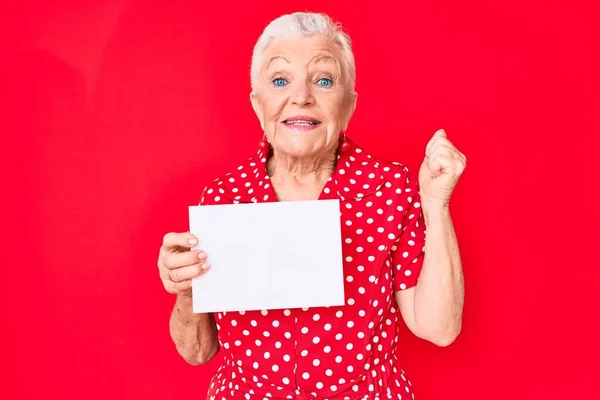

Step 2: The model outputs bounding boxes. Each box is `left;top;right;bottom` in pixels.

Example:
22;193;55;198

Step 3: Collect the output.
282;116;322;130
285;121;320;126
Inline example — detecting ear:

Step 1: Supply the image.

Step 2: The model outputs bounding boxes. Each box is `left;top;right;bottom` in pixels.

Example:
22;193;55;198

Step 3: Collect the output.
250;91;265;131
342;90;358;130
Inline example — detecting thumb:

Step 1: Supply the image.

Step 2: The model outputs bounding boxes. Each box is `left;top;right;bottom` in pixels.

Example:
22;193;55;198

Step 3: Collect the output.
428;156;444;178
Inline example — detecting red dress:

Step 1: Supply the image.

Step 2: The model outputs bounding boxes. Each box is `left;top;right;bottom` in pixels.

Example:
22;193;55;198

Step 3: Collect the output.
199;137;425;399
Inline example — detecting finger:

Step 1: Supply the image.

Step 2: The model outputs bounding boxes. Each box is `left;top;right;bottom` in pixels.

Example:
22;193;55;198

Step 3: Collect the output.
431;138;466;166
428;142;455;161
428;156;444;178
433;128;447;139
163;250;207;270
425;128;447;156
425;137;438;157
429;140;465;162
438;148;466;175
429;155;461;176
163;279;193;295
168;261;211;282
162;232;199;251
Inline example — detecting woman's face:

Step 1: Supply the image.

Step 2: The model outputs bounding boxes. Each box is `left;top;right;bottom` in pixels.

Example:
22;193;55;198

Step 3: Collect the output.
251;36;357;158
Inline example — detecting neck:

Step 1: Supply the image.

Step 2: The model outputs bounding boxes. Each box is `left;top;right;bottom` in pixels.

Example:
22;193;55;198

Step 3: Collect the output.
267;150;336;179
266;149;337;201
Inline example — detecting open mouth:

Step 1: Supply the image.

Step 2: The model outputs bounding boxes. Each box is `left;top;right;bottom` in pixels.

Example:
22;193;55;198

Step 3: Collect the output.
284;120;320;126
283;116;322;126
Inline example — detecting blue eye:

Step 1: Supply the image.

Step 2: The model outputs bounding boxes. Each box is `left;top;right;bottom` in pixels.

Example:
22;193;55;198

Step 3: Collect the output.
317;78;333;87
272;78;288;87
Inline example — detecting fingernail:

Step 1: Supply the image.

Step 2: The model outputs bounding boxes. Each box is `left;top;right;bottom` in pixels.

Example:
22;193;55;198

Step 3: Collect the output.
188;238;197;246
201;263;211;270
198;251;206;260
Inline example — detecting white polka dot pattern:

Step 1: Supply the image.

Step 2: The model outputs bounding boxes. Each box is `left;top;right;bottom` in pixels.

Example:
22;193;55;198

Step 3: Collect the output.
200;137;422;399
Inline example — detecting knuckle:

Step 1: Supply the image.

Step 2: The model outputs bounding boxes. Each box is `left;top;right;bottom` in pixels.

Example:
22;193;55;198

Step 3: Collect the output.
163;232;174;245
437;144;451;155
163;280;175;294
158;250;168;267
159;264;171;280
163;255;173;269
177;280;192;292
169;268;181;282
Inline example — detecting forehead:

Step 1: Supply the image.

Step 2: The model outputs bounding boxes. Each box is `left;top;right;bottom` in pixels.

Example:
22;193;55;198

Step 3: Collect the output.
262;36;341;69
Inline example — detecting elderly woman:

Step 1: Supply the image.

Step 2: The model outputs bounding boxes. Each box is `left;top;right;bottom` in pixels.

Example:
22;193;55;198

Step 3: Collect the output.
158;12;466;400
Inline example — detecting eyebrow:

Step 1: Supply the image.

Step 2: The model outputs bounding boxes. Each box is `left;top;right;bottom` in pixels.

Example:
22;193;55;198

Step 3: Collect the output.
266;56;290;70
265;52;342;78
309;54;341;76
309;53;338;65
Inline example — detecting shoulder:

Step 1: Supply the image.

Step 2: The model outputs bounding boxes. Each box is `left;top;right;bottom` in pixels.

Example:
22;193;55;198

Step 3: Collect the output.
373;157;421;213
349;145;422;224
199;175;231;206
351;141;420;192
379;157;416;182
199;167;249;206
199;150;267;206
381;159;421;198
336;137;420;202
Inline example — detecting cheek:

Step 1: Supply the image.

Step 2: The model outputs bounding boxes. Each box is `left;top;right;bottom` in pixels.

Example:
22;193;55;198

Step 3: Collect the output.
261;93;288;122
322;92;349;122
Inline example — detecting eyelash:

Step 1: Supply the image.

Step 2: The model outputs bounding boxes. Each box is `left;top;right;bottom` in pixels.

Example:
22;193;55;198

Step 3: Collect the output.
317;78;333;87
272;77;288;87
270;77;334;88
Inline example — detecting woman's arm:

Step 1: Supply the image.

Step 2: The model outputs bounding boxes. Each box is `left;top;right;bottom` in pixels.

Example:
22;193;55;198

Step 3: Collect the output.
395;129;466;346
170;294;219;364
158;232;220;364
395;204;464;346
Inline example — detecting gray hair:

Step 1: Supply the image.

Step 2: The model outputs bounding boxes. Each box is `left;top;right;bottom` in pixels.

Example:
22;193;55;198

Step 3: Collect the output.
250;12;356;92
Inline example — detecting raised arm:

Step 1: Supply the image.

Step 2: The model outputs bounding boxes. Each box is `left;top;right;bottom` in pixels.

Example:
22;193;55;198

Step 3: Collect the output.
396;129;466;346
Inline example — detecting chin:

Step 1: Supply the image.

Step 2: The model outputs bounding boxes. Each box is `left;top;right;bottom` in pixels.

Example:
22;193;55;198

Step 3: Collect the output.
281;130;332;153
277;141;315;157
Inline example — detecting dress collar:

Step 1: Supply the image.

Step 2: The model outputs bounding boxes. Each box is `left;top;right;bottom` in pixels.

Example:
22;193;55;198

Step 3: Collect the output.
217;136;386;204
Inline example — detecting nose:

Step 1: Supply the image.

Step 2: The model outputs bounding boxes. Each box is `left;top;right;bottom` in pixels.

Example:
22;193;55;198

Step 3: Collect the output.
291;80;315;107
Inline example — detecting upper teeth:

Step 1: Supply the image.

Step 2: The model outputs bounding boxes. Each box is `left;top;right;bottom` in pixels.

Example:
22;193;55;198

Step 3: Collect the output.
286;121;318;125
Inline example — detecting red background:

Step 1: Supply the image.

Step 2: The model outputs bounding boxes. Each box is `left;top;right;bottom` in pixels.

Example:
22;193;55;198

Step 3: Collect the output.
1;1;599;399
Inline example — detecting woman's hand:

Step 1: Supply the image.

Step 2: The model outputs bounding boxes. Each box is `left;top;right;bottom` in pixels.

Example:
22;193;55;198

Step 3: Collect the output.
158;232;210;297
418;129;467;209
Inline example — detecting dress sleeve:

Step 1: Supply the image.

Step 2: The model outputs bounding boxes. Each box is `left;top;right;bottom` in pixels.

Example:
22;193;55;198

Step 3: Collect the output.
199;185;210;205
198;181;224;206
391;167;426;291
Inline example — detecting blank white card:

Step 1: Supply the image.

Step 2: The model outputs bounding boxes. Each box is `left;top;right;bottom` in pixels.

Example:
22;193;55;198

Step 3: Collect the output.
189;199;345;313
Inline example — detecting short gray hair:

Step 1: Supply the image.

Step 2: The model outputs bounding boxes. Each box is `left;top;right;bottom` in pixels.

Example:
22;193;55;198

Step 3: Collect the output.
250;12;356;92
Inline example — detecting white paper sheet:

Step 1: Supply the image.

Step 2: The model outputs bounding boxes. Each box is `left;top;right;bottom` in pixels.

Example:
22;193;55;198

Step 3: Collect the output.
189;199;345;313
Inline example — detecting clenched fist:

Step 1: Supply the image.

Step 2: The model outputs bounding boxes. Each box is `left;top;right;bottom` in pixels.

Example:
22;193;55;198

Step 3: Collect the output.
418;129;467;208
157;232;210;297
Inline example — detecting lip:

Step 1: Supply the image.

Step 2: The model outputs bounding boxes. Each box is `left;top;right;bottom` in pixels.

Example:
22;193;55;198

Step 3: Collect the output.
282;115;322;131
284;115;321;123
